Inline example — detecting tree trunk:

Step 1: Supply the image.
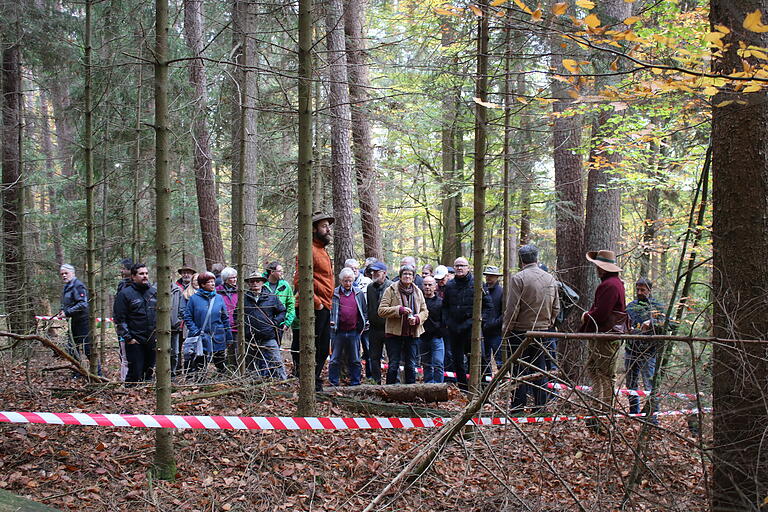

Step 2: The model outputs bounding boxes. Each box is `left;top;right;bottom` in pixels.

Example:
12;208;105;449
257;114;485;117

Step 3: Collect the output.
469;0;488;394
710;1;768;508
515;67;533;246
344;0;382;261
321;383;453;403
325;0;356;273
84;0;99;375
549;16;586;381
440;24;460;265
131;41;144;263
38;92;64;265
297;0;317;416
581;1;630;303
49;80;76;202
231;0;259;272
2;45;29;335
153;0;176;481
183;0;225;270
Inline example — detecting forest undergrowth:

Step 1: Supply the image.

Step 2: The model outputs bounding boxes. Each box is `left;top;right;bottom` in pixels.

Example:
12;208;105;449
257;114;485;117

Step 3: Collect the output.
0;346;709;511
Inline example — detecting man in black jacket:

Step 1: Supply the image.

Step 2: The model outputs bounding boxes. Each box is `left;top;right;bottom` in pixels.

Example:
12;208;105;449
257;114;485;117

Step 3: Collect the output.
482;266;504;379
420;276;445;383
114;263;158;384
442;257;491;390
243;272;287;380
57;264;94;371
365;261;390;384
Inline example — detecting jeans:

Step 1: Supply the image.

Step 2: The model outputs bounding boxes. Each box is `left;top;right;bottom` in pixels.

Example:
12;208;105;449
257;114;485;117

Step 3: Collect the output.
329;330;362;386
368;329;386;384
507;332;548;410
67;316;92;360
481;331;502;378
384;336;417;384
419;335;444;383
125;339;156;383
245;337;287;380
543;337;558;371
625;350;657;414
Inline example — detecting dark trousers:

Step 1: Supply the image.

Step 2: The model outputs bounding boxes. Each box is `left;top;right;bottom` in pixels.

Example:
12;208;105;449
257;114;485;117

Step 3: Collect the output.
314;307;331;381
185;350;226;374
170;330;182;373
360;330;371;379
448;328;472;389
68;316;92;359
368;328;385;384
507;332;548;410
384;336;418;384
125;340;156;383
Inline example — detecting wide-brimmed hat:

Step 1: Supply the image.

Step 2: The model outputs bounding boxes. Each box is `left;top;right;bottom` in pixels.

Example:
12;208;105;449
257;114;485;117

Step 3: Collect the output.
482;265;503;276
244;271;267;282
177;265;197;274
586;250;623;272
311;211;335;225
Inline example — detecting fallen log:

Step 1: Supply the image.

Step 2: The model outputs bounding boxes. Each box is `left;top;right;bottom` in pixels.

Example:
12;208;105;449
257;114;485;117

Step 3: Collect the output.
320;383;453;403
320;393;452;418
0;331;109;383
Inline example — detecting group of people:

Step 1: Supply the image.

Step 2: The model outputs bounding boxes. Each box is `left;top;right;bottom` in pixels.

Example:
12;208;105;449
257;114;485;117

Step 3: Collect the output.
55;211;668;420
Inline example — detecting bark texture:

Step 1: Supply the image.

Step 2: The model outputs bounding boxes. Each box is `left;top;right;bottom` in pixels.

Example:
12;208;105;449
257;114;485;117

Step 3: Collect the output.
183;0;225;269
710;1;768;509
2;45;29;334
344;0;382;261
325;0;356;273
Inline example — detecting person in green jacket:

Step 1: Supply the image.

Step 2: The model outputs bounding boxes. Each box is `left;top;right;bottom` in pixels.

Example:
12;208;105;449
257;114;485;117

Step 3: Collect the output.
263;261;296;343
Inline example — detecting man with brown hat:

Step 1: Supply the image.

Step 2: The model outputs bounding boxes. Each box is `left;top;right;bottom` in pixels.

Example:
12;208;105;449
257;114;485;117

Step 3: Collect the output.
581;249;627;431
294;212;335;391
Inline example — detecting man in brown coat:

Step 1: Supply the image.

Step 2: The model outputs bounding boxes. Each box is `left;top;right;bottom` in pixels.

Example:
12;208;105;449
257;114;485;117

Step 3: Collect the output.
502;244;560;412
294;212;335;391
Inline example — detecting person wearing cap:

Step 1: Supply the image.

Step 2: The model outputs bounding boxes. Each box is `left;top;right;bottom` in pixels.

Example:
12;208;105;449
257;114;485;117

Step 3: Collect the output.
625;277;668;416
581;249;627;428
441;257;491;391
502;245;560;411
263;261;296;341
293;211;335;391
481;265;505;379
378;265;429;385
114;263;158;384
183;271;233;376
433;265;449;299
446;267;456;281
57;264;95;373
328;268;368;386
170;264;197;375
366;260;391;384
242;272;287;380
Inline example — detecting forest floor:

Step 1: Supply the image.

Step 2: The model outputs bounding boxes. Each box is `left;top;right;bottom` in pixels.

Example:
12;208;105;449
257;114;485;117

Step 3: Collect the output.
0;340;710;512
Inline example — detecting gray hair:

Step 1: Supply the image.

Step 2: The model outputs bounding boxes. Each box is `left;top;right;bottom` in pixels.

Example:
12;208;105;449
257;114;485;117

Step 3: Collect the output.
344;258;359;268
399;264;416;277
339;267;356;280
60;264;75;274
400;256;416;267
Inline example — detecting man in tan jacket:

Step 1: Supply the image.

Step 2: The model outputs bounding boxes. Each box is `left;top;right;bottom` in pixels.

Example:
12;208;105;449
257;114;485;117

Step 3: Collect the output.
502;244;560;412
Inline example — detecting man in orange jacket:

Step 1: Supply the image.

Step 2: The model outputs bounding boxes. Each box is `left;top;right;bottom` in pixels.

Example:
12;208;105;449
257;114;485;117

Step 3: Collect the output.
294;212;335;391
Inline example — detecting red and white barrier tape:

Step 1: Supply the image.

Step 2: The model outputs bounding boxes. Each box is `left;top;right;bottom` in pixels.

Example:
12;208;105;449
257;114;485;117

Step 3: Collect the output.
0;408;710;431
546;382;700;401
36;316;113;322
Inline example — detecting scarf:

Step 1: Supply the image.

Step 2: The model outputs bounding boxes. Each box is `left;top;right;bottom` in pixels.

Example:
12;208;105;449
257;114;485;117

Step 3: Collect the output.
398;282;417;337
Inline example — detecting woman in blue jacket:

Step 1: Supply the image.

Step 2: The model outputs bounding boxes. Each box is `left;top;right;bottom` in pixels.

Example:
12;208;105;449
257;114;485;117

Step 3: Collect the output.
183;272;233;375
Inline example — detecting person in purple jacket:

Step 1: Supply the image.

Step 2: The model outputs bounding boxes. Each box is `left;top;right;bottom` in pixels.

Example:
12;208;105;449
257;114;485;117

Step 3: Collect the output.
581;250;627;431
216;267;238;366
